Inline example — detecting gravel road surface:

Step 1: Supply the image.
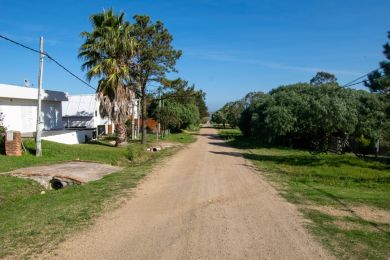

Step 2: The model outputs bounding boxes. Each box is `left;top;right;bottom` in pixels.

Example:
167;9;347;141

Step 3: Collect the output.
46;128;332;260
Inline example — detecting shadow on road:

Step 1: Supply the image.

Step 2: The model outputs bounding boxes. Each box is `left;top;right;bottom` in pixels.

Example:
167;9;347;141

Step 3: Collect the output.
209;151;243;158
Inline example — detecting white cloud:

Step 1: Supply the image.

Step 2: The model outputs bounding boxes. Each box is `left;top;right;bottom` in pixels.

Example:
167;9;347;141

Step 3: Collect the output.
185;49;363;76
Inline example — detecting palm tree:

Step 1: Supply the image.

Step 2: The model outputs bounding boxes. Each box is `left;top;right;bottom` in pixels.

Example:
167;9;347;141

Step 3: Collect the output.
79;9;135;146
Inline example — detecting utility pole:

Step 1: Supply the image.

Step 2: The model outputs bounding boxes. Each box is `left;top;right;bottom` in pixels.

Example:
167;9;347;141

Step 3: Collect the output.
137;99;141;140
131;99;135;140
157;88;161;140
161;97;165;137
36;36;44;157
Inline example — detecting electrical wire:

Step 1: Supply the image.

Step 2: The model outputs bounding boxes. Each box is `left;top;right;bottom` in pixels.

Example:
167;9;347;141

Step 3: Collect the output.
45;55;96;91
344;74;390;88
0;34;96;91
342;68;382;88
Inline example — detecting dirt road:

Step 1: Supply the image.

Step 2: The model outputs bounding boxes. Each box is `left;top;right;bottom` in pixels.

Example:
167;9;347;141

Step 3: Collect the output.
47;128;332;259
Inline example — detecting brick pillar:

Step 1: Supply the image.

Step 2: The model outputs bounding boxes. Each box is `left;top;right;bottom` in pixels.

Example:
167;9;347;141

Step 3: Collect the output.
5;131;22;156
108;124;113;135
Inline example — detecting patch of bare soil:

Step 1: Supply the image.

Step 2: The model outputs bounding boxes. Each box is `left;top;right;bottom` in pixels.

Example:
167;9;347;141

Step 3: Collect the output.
333;220;377;232
351;206;390;224
304;205;390;224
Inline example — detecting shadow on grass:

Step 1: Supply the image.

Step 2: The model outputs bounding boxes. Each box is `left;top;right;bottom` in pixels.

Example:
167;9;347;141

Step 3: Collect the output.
24;146;36;155
242;153;390;174
87;140;115;147
303;182;390;236
217;135;390;172
217;130;390;239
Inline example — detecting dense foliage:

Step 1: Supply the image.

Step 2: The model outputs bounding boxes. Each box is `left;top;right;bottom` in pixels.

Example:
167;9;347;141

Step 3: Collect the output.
214;79;389;154
310;71;338;86
148;78;207;132
214;32;390;155
129;15;182;144
211;92;267;128
80;9;185;144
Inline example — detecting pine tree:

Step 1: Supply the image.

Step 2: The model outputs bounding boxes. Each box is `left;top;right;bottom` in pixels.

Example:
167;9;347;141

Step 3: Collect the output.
364;31;390;94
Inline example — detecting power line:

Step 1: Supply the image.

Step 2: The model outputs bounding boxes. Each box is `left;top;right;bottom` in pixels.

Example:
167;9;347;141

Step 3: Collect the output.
343;67;381;87
45;55;96;91
0;34;96;91
345;74;390;88
0;34;42;55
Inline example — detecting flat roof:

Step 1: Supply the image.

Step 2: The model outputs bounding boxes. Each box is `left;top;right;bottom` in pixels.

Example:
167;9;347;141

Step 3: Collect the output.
0;83;68;101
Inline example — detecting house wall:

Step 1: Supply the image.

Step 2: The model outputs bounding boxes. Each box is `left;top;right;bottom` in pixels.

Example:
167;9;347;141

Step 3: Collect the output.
0;97;63;133
42;101;63;130
63;116;95;128
94;106;110;127
62;95;109;129
42;129;94;144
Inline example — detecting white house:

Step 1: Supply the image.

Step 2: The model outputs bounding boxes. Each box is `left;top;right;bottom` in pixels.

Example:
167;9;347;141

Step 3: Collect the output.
62;94;111;135
62;94;140;136
0;83;68;136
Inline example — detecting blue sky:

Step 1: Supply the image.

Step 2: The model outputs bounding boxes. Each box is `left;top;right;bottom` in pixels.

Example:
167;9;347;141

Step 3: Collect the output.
0;0;389;111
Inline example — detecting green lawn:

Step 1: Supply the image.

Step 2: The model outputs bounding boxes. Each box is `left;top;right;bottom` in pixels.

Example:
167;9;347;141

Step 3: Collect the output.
141;131;197;144
219;129;390;260
161;131;196;144
0;133;192;258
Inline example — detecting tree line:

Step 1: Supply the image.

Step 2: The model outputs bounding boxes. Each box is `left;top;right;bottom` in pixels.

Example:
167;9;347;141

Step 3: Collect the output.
147;78;209;132
212;31;390;155
79;9;208;145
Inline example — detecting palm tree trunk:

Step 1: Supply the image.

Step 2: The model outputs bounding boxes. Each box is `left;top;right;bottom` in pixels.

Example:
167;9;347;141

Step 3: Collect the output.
115;123;127;146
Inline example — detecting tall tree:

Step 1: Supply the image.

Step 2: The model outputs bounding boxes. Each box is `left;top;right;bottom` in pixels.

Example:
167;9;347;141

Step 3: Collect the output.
150;78;205;131
310;71;338;86
211;110;227;127
364;31;390;95
130;15;182;144
79;9;135;146
194;90;209;119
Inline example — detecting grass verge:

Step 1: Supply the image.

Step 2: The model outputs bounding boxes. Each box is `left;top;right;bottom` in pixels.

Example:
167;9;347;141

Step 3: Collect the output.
219;128;390;260
161;131;196;144
0;132;191;258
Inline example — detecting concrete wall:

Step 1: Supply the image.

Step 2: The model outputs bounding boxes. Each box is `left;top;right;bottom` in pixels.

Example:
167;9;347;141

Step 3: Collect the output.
42;129;94;144
0;97;63;133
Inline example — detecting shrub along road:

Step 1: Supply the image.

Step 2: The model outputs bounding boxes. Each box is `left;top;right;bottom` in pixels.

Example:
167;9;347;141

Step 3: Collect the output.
43;128;332;259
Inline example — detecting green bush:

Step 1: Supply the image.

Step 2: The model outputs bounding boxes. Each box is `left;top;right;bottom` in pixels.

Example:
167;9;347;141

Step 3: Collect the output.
354;134;372;156
236;83;388;153
127;144;145;161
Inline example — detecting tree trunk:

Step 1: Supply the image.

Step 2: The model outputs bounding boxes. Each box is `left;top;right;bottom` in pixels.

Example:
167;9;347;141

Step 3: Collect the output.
115;123;127;146
141;88;147;144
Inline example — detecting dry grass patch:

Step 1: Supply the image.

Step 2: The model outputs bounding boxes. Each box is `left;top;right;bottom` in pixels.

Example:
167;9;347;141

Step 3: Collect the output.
304;204;390;224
